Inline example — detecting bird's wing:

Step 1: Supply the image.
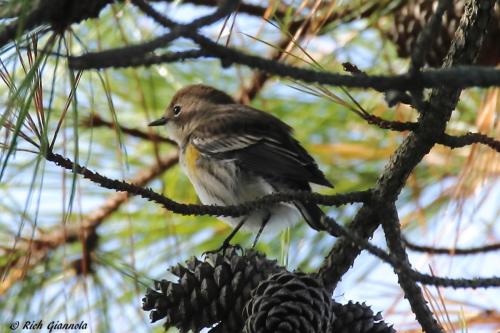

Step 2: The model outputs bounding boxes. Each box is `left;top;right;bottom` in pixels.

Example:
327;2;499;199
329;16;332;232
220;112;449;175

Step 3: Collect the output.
190;105;333;188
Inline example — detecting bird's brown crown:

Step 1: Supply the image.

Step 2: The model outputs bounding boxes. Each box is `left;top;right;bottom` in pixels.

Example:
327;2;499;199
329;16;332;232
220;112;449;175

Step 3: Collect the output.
170;84;235;108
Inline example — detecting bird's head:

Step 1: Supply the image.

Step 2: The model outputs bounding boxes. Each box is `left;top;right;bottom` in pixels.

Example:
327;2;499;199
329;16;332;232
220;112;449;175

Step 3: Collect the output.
148;84;235;145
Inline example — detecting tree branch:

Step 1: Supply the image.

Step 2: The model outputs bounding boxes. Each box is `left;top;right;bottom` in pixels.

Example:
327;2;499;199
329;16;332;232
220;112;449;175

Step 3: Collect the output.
69;38;500;91
438;131;500;152
153;0;287;21
357;115;500;153
45;150;371;218
380;204;441;332
154;0;382;33
404;238;500;255
66;1;500;92
39;149;500;292
318;0;495;300
320;216;500;289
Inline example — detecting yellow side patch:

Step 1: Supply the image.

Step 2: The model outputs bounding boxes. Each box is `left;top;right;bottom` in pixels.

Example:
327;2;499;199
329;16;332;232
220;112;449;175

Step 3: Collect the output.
184;143;200;175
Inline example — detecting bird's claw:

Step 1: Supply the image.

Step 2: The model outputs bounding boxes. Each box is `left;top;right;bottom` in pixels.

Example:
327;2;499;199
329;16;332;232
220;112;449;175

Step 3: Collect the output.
203;241;242;257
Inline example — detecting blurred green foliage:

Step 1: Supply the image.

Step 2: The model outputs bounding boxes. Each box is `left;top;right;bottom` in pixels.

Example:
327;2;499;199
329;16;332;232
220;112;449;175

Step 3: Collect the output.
0;1;498;332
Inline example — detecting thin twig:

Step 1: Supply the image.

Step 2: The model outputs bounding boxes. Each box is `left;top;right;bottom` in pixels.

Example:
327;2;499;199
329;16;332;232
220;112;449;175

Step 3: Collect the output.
404;238;500;255
82;114;176;145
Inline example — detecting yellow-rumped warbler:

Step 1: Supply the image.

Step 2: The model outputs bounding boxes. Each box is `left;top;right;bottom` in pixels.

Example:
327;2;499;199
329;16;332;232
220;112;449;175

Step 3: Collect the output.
149;84;332;247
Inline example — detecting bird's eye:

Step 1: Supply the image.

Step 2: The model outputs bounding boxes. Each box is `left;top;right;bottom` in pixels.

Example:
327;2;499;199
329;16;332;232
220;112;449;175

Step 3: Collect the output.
173;105;182;117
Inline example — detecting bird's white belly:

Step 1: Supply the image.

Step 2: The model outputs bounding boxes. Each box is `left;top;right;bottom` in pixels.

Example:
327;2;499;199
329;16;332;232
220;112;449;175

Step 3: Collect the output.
180;151;300;233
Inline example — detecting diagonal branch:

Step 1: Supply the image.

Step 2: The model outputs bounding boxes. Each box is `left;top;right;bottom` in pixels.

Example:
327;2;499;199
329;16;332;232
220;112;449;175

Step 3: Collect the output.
318;2;495;332
380;203;441;332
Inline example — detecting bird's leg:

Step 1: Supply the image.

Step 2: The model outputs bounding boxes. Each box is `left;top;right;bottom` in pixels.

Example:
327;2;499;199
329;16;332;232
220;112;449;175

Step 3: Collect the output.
221;217;246;248
252;212;271;248
204;217;247;255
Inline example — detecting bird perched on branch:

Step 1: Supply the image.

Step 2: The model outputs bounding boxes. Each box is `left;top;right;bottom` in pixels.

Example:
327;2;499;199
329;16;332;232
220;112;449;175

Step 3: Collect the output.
149;84;333;248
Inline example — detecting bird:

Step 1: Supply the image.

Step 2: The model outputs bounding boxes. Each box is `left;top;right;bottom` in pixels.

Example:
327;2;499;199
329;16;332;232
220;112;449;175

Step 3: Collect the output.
149;84;333;248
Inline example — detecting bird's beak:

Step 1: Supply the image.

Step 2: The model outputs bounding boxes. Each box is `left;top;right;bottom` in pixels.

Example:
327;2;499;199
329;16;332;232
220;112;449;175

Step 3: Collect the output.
148;116;168;127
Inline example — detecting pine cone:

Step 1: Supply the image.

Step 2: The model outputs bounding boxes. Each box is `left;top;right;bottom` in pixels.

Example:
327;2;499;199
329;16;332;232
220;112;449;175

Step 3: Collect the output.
331;301;396;333
141;246;283;333
390;0;500;66
243;271;334;333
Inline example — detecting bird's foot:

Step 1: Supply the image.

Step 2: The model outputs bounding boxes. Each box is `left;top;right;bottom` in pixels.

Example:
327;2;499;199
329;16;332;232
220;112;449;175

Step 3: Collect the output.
203;241;242;257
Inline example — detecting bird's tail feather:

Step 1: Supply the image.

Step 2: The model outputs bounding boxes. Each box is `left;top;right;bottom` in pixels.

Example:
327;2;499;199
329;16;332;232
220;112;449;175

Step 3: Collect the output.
295;201;338;235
